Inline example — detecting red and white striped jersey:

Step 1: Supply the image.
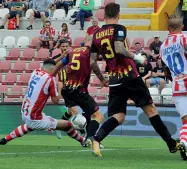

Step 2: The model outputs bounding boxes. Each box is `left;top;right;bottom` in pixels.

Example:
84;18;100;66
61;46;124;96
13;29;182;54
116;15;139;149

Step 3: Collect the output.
21;69;58;120
161;33;187;96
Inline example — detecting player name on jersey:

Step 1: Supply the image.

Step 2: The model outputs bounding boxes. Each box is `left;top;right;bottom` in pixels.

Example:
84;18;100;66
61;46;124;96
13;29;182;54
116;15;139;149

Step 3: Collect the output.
162;44;181;56
96;28;114;39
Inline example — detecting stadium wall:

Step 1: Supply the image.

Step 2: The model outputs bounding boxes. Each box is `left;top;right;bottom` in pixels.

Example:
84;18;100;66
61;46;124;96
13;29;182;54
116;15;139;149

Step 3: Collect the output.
0;104;181;138
151;0;180;30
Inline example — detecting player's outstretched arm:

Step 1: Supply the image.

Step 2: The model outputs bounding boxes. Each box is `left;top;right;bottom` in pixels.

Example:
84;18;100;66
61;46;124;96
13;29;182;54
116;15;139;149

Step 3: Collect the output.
90;52;107;85
54;49;70;63
114;41;145;64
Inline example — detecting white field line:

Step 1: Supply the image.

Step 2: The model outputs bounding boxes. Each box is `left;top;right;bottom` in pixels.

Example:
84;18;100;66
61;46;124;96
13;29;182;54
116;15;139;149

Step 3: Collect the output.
0;148;164;156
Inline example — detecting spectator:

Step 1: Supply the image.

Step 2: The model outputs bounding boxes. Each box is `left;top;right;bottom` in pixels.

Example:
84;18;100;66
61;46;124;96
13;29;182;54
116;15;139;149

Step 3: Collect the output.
133;42;148;57
25;0;33;10
70;0;94;30
136;58;152;85
182;0;187;31
36;20;55;51
26;0;53;30
148;36;162;61
55;0;73;16
4;0;12;9
0;0;2;8
85;17;100;41
146;59;165;92
53;23;72;49
0;0;24;30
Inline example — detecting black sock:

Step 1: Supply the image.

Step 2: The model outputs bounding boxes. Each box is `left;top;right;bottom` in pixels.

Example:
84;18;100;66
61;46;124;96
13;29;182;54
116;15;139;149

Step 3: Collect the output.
62;111;72;120
149;115;172;142
87;120;99;139
94;117;119;142
82;112;91;132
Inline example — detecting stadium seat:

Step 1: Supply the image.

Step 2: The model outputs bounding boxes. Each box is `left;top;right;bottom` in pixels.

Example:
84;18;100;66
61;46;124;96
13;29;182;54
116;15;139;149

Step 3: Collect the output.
25;9;33;19
146;38;154;48
2;73;17;85
161;88;172;103
148;87;160;103
17;36;30;48
100;61;107;72
95;9;104;21
0;73;2;83
8;86;23;98
91;76;100;87
20;48;35;60
3;36;16;48
29;37;40;48
95;0;102;9
52;9;65;20
11;61;26;73
3;98;16;103
103;0;115;7
0;48;6;61
73;37;85;46
0;85;8;93
0;60;11;73
26;61;40;73
35;48;49;61
75;0;81;7
0;8;9;19
131;38;145;48
17;73;31;86
97;87;109;101
52;49;61;58
88;87;98;95
6;48;20;60
67;9;78;19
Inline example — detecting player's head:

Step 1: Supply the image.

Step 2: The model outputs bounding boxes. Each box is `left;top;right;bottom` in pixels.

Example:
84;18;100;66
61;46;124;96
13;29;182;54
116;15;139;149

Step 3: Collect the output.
42;58;56;74
168;15;183;33
104;2;120;24
59;38;70;52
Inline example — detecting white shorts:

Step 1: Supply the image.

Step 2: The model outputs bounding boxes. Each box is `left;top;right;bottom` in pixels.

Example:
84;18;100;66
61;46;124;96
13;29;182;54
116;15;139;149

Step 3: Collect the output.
22;113;58;132
173;95;187;118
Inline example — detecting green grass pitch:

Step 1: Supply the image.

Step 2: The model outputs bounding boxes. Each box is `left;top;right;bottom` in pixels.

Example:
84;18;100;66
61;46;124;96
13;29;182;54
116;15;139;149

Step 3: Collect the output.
0;135;186;169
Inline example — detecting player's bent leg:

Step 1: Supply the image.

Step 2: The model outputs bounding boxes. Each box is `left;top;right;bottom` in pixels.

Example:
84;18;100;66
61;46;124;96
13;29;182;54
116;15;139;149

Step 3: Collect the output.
0;124;32;145
174;96;187;160
142;103;178;153
56;119;88;146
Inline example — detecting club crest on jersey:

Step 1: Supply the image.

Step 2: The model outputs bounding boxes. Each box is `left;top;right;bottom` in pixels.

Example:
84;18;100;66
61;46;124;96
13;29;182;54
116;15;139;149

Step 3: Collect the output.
118;31;124;37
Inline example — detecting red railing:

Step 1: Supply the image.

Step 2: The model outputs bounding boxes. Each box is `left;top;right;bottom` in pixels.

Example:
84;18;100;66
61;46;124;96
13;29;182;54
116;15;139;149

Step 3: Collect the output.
154;0;165;13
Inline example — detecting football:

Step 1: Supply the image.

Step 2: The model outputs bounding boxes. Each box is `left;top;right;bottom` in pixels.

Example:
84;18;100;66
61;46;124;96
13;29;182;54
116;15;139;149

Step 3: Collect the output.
71;114;87;130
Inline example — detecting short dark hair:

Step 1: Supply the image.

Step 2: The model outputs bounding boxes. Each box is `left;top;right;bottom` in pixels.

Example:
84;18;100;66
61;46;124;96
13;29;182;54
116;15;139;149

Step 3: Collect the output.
43;58;56;66
45;20;51;25
104;2;120;19
135;42;141;45
59;38;70;45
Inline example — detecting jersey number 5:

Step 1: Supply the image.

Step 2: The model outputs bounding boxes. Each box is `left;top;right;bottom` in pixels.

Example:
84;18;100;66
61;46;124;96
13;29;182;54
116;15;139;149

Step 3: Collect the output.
71;53;80;70
101;39;114;59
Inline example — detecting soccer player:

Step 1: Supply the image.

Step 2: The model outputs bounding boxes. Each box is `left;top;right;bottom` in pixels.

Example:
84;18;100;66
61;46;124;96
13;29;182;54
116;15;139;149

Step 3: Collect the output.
53;41;104;147
160;15;187;160
0;59;87;146
52;39;86;139
90;2;179;157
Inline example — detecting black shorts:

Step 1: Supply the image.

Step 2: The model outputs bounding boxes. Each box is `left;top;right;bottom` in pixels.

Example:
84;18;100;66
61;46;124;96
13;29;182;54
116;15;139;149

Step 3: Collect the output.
61;87;99;115
34;11;49;18
108;76;153;117
9;11;22;18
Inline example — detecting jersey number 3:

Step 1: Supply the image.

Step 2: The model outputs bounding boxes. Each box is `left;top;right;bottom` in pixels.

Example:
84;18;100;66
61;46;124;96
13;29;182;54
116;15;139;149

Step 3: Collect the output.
71;53;80;70
101;39;114;59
